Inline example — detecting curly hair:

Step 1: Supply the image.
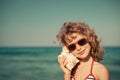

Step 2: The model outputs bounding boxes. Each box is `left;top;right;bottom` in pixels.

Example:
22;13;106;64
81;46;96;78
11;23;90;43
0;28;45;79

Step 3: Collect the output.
56;22;104;62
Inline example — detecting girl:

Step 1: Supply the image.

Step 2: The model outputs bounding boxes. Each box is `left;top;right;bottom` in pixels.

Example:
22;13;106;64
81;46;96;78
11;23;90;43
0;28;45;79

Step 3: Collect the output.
56;22;109;80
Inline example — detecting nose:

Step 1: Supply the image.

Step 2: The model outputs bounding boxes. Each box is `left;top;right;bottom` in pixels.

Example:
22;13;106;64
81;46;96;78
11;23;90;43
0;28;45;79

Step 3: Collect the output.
76;44;81;51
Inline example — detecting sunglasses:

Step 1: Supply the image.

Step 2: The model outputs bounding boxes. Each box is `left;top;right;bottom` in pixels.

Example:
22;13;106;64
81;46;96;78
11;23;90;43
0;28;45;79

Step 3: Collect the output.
67;38;87;51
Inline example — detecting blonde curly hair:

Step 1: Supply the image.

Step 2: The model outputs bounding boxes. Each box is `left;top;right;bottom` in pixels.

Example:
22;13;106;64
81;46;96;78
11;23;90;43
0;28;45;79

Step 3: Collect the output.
56;22;104;62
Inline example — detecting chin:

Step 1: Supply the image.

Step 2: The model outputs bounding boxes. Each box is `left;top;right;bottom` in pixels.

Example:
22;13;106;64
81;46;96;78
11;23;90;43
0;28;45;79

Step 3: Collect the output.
77;52;90;60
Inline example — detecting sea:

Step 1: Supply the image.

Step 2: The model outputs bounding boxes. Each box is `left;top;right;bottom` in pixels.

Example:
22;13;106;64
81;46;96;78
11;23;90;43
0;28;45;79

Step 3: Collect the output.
0;46;120;80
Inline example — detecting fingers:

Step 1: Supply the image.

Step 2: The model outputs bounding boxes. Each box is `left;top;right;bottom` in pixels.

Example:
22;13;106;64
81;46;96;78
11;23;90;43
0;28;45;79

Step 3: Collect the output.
58;55;67;68
58;55;71;75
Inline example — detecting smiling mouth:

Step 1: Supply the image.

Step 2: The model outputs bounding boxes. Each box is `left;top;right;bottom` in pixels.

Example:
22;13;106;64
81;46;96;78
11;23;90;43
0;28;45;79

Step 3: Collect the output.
79;49;86;55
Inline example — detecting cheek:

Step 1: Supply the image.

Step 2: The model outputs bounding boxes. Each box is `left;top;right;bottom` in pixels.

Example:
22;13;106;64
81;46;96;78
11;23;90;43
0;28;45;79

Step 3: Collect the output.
71;50;77;56
85;43;91;53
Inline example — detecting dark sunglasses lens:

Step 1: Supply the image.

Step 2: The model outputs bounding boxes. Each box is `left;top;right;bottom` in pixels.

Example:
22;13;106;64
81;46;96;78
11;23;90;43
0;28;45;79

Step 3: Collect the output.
78;39;87;46
68;44;76;51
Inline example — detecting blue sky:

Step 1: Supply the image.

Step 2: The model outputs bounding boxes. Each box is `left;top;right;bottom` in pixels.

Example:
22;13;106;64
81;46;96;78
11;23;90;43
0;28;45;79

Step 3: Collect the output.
0;0;120;47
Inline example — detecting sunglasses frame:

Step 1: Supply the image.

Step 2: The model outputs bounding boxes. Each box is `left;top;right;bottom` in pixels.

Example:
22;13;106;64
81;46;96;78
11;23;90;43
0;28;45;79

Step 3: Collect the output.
66;38;87;51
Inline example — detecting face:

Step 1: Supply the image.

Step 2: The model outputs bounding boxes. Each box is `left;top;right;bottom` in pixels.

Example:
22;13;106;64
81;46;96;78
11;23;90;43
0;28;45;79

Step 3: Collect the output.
66;33;91;60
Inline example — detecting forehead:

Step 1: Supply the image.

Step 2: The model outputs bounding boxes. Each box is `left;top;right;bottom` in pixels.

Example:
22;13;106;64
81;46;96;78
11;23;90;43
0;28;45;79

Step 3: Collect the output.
65;33;86;44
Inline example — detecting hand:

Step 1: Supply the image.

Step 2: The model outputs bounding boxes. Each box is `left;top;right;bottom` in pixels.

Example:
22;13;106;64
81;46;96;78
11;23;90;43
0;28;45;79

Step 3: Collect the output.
58;55;71;75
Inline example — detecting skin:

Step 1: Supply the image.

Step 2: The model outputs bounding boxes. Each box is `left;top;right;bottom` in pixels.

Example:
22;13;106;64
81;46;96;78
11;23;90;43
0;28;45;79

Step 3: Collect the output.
58;33;109;80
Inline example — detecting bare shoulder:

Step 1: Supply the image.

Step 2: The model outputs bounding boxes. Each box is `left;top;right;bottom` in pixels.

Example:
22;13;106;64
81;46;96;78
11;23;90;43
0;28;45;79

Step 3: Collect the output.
94;61;108;71
93;62;110;80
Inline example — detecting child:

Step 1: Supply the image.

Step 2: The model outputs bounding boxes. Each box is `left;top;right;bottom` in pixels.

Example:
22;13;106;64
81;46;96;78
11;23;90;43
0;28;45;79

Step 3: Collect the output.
56;22;109;80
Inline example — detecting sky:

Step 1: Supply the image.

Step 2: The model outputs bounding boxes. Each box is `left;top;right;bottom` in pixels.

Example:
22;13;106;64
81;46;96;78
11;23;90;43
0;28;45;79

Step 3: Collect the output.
0;0;120;47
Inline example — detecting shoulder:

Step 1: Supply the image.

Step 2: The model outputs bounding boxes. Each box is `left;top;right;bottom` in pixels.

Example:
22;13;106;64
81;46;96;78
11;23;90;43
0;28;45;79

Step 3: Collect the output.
93;62;110;80
94;62;108;71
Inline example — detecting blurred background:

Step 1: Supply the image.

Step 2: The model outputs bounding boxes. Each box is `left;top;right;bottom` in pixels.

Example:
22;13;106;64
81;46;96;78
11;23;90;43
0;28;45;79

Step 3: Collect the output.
0;0;120;80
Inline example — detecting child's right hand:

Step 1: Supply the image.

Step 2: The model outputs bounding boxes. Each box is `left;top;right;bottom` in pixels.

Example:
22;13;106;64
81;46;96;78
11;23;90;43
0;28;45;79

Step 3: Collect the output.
58;55;71;75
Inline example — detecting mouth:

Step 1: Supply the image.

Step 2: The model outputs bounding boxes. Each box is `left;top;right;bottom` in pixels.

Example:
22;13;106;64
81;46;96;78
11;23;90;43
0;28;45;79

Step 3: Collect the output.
79;49;86;55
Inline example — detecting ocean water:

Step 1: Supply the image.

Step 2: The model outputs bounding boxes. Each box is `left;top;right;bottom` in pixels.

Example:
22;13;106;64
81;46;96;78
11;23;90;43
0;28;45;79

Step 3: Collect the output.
0;47;120;80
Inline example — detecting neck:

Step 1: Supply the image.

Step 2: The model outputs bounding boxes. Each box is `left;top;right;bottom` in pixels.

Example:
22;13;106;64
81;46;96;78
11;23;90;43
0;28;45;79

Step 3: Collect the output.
79;56;93;65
